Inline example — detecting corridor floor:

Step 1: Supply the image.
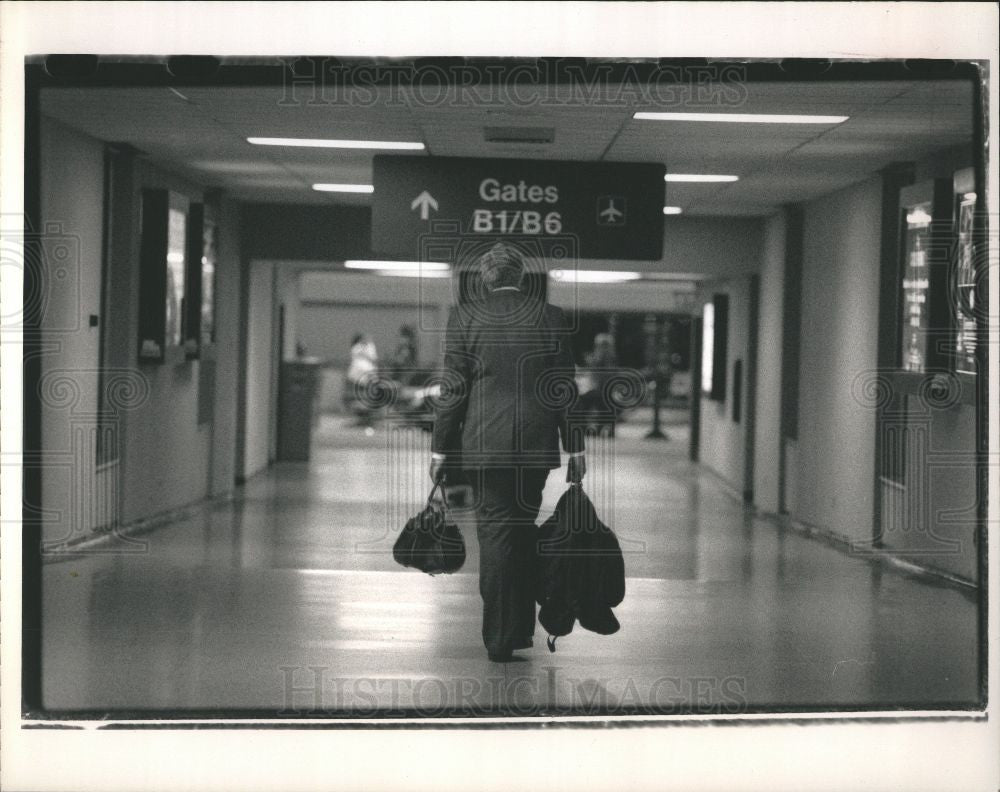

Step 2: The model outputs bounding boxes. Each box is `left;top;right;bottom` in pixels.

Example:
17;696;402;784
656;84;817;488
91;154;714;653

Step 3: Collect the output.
40;412;981;717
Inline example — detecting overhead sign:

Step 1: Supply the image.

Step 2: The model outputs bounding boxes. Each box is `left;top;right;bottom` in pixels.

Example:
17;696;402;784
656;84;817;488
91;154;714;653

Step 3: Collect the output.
371;155;665;260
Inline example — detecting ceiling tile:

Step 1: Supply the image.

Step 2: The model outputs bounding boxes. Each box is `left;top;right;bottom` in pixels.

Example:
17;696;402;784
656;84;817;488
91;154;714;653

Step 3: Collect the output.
39;77;974;213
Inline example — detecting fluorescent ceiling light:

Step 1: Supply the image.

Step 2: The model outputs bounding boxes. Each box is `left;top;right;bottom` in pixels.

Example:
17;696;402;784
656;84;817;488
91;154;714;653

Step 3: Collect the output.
662;206;683;215
345;260;450;272
376;269;451;279
634;112;849;124
248;137;425;150
665;174;739;183
313;183;375;193
550;270;641;284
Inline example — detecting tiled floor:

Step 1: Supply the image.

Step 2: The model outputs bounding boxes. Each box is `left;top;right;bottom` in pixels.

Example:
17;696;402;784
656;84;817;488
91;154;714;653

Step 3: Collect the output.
41;411;980;716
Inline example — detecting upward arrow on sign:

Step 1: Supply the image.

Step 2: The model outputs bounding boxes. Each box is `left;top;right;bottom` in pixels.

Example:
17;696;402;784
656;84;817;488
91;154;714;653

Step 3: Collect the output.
410;190;439;220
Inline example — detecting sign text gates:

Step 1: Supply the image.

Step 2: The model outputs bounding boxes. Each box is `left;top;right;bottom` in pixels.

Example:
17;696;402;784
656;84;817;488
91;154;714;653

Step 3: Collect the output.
371;155;665;261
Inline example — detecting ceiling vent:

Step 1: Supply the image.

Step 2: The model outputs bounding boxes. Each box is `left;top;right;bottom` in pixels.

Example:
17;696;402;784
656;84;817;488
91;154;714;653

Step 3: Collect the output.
483;126;555;145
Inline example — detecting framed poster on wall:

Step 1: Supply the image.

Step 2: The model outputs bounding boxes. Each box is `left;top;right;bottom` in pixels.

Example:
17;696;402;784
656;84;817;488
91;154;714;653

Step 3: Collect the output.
201;213;217;347
701;293;728;401
138;189;189;363
952;167;977;377
165;204;187;348
184;203;218;357
700;301;715;394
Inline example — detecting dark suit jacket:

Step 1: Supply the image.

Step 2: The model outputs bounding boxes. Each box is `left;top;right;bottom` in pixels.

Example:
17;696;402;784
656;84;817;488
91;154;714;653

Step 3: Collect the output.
432;288;584;470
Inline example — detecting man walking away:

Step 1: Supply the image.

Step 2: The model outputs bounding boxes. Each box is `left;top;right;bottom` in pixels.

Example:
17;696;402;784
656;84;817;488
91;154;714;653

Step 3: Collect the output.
430;243;586;662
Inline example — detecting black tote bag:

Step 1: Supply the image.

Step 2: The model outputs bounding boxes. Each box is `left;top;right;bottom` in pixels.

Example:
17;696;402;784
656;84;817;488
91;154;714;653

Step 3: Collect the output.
535;483;625;649
393;481;466;575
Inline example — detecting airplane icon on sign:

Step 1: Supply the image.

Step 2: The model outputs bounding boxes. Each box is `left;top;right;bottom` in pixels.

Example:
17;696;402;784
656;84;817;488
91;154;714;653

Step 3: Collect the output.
597;196;626;225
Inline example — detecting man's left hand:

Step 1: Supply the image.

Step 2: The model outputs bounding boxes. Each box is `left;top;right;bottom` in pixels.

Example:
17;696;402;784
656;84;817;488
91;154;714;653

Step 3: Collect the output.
429;457;447;484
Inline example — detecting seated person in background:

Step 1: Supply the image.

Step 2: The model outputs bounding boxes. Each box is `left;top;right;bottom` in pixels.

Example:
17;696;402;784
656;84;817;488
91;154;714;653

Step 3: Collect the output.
389;324;418;386
388;325;437;426
343;333;379;423
578;332;621;433
585;332;617;375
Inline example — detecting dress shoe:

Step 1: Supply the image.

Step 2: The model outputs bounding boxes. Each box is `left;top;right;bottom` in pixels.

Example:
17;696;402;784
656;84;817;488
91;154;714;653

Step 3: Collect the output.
487;651;512;663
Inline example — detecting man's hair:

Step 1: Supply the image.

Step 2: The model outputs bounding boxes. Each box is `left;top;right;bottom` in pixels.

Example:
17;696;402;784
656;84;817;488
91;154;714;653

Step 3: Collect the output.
478;242;524;290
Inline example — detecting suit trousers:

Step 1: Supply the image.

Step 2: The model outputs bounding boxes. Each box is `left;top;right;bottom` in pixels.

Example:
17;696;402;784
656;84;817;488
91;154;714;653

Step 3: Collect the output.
472;466;551;657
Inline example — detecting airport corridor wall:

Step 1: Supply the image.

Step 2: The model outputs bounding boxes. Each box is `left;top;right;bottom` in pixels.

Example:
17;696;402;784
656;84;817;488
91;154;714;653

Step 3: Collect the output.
746;142;977;583
793;175;884;543
38;118;109;542
37;116;243;544
696;275;755;496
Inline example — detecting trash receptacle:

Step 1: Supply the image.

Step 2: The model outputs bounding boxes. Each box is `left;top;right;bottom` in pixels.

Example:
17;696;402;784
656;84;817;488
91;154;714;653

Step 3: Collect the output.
277;359;321;461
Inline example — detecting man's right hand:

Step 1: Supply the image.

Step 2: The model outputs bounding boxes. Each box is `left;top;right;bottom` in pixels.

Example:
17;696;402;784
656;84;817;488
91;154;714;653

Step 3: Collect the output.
567;454;586;484
429;457;447;484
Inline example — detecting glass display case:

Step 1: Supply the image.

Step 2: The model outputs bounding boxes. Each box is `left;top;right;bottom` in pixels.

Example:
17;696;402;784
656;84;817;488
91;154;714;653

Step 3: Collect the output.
952;167;977;377
896;179;952;374
900;198;933;372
